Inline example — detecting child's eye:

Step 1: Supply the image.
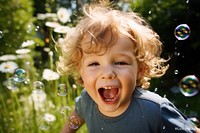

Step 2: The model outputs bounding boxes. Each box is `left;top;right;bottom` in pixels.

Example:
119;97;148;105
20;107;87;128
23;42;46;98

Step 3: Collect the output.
88;62;99;67
115;62;128;65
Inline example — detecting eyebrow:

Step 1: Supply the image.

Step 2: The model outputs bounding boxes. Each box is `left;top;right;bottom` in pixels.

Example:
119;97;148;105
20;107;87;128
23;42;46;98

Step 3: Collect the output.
113;52;136;60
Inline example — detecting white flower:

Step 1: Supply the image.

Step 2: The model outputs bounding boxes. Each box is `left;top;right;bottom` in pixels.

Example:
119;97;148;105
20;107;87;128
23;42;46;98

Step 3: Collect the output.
45;21;61;28
15;49;31;54
43;113;56;122
0;54;17;61
16;54;31;59
31;90;47;103
45;13;57;18
57;7;71;23
0;61;18;73
54;26;72;34
42;69;60;81
37;13;46;20
21;40;35;47
43;47;51;52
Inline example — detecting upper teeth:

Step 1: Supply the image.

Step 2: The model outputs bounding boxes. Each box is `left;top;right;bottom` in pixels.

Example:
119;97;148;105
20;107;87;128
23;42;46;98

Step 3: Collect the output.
104;86;113;89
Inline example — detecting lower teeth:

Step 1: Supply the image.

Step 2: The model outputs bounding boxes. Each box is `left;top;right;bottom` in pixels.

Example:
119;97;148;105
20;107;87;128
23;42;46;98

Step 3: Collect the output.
105;98;114;102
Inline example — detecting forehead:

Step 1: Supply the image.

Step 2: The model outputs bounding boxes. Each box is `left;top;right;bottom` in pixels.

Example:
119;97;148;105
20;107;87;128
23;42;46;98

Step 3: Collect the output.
82;34;134;56
80;27;134;55
114;36;133;50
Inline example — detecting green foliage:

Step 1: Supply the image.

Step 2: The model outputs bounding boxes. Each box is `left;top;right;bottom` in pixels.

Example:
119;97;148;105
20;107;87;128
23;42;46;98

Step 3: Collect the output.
0;0;199;132
0;0;43;54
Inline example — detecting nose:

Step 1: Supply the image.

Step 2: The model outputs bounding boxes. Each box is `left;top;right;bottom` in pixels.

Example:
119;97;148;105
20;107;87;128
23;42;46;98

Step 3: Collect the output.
101;65;116;80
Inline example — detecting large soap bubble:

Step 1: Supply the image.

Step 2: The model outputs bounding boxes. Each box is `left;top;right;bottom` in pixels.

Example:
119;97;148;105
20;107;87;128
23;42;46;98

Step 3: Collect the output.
179;75;199;97
174;24;190;40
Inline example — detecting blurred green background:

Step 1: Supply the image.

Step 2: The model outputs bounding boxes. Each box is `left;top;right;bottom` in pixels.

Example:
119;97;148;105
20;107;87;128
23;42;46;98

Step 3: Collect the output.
0;0;200;132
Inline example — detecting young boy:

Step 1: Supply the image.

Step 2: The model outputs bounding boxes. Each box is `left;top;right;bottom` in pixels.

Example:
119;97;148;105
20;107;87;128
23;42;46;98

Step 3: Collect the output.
56;1;200;133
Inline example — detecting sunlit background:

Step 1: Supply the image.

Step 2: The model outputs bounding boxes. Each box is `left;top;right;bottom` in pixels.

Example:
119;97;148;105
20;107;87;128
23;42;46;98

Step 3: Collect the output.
0;0;200;132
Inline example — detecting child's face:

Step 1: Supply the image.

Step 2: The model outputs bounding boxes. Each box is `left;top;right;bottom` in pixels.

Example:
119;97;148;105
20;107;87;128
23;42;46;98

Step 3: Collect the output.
80;35;139;117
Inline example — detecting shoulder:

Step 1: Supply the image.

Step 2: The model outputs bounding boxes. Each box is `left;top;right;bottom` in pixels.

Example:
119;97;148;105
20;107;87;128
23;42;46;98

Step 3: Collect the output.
75;89;93;117
134;88;196;132
134;87;170;105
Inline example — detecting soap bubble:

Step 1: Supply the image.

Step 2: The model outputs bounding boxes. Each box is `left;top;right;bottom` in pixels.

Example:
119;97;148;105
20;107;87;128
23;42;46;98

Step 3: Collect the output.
68;116;80;129
174;69;179;75
179;75;199;97
60;106;72;115
13;68;26;82
170;86;180;94
58;84;68;96
39;113;56;130
6;77;19;90
33;81;44;91
0;31;3;38
174;24;190;40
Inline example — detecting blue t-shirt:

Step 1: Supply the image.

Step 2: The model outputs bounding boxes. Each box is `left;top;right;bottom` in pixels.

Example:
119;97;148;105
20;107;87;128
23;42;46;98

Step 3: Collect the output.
75;88;196;133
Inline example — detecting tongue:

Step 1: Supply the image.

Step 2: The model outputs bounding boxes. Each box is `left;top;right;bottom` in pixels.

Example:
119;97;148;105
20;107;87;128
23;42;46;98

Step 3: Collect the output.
103;88;118;99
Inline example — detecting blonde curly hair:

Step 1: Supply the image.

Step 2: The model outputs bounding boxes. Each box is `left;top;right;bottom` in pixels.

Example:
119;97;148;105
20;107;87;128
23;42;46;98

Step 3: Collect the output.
56;2;169;89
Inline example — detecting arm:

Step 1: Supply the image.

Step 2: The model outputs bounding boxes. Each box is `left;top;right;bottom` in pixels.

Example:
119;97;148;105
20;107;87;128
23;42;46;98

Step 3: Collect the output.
61;110;85;133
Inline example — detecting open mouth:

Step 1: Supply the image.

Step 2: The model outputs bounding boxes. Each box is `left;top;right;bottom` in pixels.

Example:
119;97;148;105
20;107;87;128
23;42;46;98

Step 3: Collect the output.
98;87;119;103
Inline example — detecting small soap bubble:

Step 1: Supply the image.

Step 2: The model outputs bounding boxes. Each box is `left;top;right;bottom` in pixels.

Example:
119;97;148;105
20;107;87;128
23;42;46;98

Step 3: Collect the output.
33;81;44;91
39;113;56;130
179;75;199;97
68;116;80;129
0;31;3;38
170;86;180;94
26;24;33;33
24;78;30;84
154;87;158;92
60;106;72;115
58;84;68;96
13;68;26;82
162;126;166;130
174;24;190;40
148;10;152;14
6;77;19;90
39;118;50;130
174;69;179;75
35;26;40;31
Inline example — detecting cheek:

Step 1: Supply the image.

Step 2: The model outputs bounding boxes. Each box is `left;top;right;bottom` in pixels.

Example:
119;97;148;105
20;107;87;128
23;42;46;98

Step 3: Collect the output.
119;69;138;85
80;69;95;87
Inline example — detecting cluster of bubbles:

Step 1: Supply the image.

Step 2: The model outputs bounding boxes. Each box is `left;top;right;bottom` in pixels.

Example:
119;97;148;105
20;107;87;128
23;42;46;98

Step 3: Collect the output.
173;24;200;97
174;24;191;41
6;68;27;90
179;75;199;97
5;68;77;130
